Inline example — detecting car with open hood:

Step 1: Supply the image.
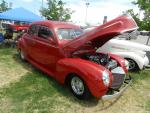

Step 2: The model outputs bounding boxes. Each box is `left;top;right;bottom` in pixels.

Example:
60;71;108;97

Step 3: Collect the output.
17;15;137;100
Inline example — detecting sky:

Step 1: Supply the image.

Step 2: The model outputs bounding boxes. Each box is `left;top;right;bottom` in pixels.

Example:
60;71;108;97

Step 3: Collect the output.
6;0;139;25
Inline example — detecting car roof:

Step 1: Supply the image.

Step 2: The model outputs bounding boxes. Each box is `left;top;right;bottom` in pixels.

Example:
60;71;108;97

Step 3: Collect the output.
31;20;81;29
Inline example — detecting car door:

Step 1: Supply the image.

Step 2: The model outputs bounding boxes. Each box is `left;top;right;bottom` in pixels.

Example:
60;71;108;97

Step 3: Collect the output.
24;24;39;60
32;25;62;74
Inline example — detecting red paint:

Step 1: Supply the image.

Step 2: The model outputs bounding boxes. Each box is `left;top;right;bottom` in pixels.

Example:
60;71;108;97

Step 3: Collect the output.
13;24;29;31
18;15;137;98
8;24;30;32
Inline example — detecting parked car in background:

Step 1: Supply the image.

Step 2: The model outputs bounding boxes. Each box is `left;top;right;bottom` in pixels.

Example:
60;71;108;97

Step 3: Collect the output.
18;15;137;100
84;27;150;71
12;24;29;32
2;22;30;32
97;38;149;71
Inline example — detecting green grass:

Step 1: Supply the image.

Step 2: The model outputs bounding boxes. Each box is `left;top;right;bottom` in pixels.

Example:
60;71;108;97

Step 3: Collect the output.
0;48;150;113
0;72;72;113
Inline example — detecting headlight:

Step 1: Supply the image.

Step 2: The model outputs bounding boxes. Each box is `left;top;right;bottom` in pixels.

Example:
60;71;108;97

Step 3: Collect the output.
102;70;110;86
125;60;129;70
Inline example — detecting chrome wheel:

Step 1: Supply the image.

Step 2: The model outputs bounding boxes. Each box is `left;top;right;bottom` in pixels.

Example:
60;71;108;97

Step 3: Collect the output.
71;76;84;95
128;59;136;70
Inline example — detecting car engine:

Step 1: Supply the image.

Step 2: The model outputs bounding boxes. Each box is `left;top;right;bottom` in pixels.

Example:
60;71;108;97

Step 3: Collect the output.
82;53;118;70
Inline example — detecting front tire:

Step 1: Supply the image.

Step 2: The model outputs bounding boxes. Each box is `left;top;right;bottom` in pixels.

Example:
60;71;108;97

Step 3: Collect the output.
126;58;139;71
68;75;91;100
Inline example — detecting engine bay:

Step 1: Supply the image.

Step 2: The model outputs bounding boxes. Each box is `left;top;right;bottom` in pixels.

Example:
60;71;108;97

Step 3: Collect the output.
81;53;128;90
81;53;118;70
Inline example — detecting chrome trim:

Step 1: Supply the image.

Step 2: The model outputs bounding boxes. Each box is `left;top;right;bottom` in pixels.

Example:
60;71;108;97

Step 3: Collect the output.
101;76;132;101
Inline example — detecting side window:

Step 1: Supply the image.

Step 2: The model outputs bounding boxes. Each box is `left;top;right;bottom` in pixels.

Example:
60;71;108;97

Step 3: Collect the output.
28;25;38;35
38;26;53;39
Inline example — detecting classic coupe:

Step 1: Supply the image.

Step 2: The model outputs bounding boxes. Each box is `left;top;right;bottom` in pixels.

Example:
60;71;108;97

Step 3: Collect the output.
97;38;149;71
18;15;137;100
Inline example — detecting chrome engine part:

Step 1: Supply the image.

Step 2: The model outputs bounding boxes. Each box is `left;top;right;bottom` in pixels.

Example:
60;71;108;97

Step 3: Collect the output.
82;53;117;69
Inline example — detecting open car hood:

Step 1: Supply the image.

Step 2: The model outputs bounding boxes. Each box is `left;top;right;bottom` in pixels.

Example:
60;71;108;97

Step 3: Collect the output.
63;15;138;54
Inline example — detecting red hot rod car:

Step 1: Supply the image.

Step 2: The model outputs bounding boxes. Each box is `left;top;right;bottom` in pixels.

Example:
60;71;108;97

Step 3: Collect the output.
18;15;138;100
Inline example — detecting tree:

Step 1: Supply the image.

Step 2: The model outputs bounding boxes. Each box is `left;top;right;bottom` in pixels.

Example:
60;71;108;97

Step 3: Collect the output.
0;0;11;13
126;0;150;30
40;0;74;21
133;0;150;10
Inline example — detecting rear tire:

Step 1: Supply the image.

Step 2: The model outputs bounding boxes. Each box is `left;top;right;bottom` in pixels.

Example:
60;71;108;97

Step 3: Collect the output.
68;74;91;100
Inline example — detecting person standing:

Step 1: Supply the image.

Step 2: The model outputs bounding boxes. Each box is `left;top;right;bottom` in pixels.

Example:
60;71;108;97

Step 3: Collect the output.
103;16;107;24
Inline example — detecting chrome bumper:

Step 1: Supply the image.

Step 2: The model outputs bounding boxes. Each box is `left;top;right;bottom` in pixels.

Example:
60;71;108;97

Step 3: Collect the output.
101;76;132;101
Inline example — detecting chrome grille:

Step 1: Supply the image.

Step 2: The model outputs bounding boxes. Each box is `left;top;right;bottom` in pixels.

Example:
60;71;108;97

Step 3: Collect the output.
111;73;125;89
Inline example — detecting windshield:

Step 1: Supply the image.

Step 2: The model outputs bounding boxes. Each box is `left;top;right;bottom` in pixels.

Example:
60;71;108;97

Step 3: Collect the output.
57;28;83;40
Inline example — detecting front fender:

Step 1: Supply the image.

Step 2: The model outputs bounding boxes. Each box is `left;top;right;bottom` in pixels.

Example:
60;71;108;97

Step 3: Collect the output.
107;53;128;73
55;58;113;98
112;52;147;69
